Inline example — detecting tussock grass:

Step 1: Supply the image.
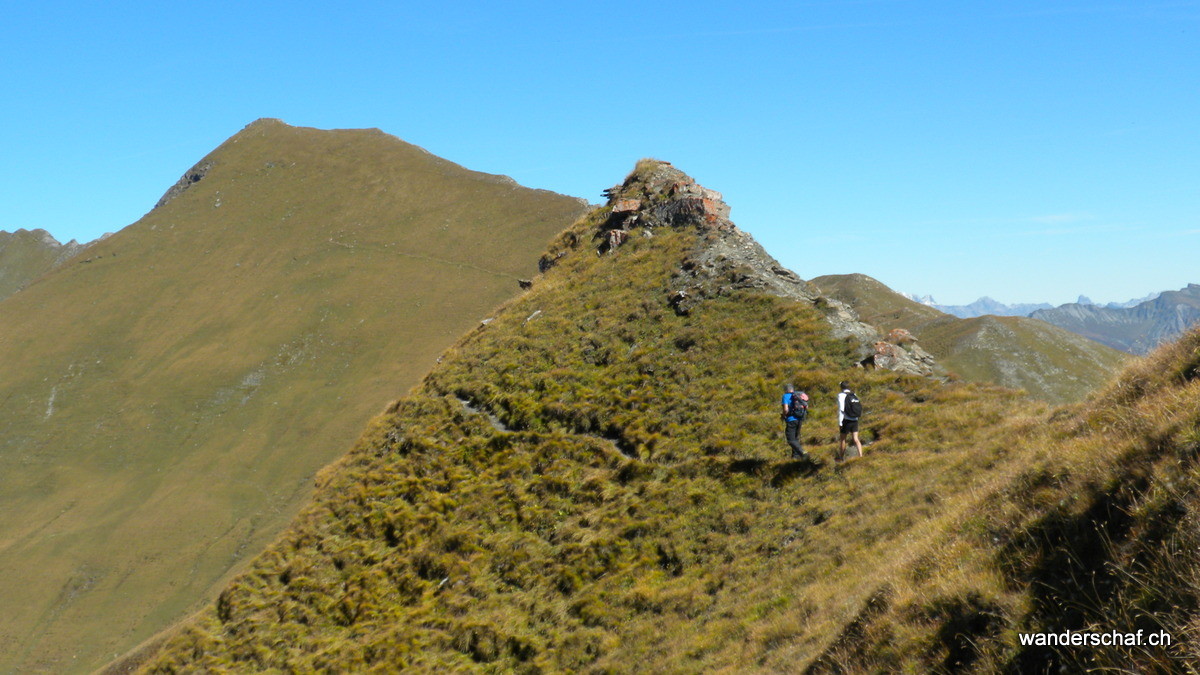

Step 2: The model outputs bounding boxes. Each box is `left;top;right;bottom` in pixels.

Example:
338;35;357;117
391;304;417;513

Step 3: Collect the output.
806;326;1200;672
139;165;1040;673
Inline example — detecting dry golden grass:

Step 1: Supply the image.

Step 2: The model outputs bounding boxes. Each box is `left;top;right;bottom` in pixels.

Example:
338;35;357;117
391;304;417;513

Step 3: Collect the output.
0;119;586;674
137;163;1060;673
133;161;1200;673
807;327;1200;672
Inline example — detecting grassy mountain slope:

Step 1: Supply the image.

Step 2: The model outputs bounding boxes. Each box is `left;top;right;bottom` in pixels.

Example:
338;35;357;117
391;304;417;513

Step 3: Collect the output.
811;273;949;333
806;324;1200;672
812;273;1128;401
137;161;1038;673
0;228;85;300
0;119;586;673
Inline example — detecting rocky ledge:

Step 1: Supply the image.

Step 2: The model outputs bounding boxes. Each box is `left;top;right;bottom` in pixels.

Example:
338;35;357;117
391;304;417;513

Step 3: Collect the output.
546;159;943;379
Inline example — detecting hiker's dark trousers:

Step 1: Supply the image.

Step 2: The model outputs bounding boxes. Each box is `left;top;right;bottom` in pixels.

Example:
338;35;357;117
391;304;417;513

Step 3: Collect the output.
785;419;804;457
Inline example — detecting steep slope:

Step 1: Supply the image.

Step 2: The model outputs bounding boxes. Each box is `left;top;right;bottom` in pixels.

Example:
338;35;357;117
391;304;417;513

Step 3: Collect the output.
1033;283;1200;354
136;161;1034;673
805;324;1200;673
0;119;586;673
0;228;86;299
812;273;1128;401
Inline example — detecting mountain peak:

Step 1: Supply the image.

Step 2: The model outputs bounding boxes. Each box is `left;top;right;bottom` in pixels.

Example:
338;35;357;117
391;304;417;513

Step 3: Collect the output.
545;160;940;378
244;116;289;130
0;119;591;673
602;159;733;230
584;159;815;312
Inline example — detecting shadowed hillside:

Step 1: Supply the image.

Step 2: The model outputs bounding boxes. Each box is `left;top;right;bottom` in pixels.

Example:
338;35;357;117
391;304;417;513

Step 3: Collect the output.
135;161;1037;672
0;228;86;300
805;324;1200;672
0;119;586;673
812;273;1128;401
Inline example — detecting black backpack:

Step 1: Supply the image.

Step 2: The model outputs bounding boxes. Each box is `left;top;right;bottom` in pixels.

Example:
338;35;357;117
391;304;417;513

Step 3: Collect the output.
843;392;862;420
788;392;809;420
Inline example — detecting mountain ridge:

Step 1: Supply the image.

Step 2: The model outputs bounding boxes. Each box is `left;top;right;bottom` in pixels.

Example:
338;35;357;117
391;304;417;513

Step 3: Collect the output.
115;158;1200;673
904;291;1163;318
132;159;1036;672
0;119;587;673
1032;283;1200;354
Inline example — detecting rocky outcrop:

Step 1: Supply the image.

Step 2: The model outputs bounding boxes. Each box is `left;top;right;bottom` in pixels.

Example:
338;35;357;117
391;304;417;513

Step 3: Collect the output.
154;159;214;210
587;159;943;379
863;337;939;377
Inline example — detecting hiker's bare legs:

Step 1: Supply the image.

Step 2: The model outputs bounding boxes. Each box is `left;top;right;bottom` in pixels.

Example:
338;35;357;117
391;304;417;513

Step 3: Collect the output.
838;432;863;460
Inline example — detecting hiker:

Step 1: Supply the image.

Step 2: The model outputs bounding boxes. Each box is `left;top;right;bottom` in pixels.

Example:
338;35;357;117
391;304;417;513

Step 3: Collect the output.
837;381;864;461
781;384;810;460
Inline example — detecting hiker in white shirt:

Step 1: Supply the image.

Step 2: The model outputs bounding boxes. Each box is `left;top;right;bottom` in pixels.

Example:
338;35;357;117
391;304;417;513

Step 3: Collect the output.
836;381;864;461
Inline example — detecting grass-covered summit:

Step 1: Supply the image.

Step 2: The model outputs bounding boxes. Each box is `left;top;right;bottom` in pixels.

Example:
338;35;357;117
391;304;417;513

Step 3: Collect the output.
0;119;586;674
136;160;1034;672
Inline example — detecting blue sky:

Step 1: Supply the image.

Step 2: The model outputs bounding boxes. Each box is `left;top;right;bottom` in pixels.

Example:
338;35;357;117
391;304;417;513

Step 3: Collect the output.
2;1;1196;305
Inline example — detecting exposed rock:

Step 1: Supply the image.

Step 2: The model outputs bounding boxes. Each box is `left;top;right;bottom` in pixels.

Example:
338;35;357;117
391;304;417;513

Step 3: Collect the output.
155;160;214;210
518;279;533;290
668;289;693;316
612;199;641;213
538;250;567;274
605;228;628;253
588;159;944;379
861;340;939;377
821;296;883;346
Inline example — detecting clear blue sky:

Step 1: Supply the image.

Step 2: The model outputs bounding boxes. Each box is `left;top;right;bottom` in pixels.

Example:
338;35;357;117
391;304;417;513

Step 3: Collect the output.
2;0;1196;305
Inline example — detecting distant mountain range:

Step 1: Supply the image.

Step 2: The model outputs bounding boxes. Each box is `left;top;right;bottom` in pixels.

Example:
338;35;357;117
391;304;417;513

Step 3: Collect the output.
912;295;1054;317
1031;284;1200;355
901;292;1161;318
903;287;1199;354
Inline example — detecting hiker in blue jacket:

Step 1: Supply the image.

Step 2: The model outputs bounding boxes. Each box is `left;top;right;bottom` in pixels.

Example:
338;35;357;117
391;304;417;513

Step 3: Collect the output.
837;381;864;461
781;384;810;460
